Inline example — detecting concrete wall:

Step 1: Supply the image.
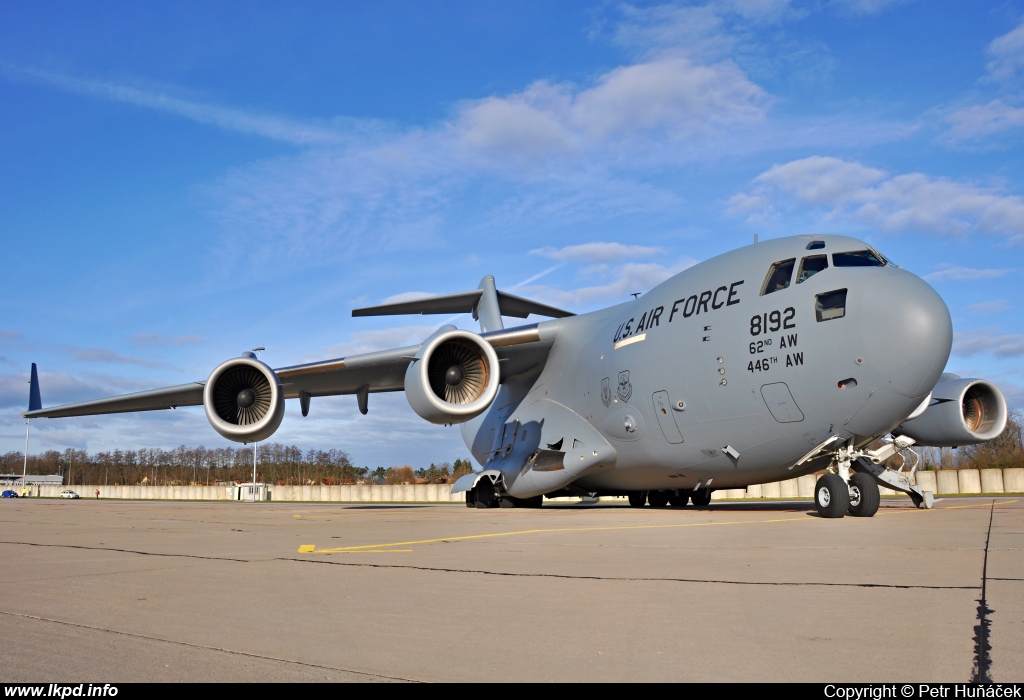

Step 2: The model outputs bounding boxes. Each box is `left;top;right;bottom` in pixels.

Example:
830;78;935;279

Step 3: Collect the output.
27;467;1023;503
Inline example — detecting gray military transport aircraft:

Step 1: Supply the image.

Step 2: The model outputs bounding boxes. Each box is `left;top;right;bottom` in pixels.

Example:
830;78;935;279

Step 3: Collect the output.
23;234;1008;518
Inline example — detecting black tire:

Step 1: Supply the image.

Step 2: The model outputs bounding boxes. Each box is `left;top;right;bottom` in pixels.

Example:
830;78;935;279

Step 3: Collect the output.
472;481;496;509
848;472;880;517
627;491;647;508
668;491;689;507
647;490;669;508
690;488;712;507
814;473;849;518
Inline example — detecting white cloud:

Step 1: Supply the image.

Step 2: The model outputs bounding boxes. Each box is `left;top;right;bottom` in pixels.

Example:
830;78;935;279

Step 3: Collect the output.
0;331;21;342
320;325;440;359
72;348;166;368
987;20;1024;83
519;258;698;311
454;56;769;167
953;327;1024;358
828;0;913;16
530;242;663;264
732;156;1024;242
610;1;797;60
6;65;354;146
132;333;205;347
923;265;1014;282
944;100;1024;141
967;300;1012;315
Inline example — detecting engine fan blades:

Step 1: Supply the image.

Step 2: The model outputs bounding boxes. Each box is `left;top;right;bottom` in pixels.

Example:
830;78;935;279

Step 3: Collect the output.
427;341;486;405
213;366;273;425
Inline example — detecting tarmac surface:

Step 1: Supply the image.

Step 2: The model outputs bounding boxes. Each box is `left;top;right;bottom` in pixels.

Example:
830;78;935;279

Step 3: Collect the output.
0;495;1021;683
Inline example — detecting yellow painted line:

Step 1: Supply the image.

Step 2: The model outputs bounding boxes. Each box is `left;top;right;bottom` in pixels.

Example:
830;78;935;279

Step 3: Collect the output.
941;499;1019;510
294;498;1023;556
293;514;358;520
297;515;809;554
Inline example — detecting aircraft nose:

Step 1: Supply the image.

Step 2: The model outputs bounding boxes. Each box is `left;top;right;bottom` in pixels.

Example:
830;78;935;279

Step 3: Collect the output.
857;270;952;398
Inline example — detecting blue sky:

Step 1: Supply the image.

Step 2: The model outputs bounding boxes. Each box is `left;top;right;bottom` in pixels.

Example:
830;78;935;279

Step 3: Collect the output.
2;0;1023;470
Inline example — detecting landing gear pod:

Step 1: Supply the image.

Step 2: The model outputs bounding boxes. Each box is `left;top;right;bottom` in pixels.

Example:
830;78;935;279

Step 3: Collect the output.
405;329;500;424
894;377;1007;447
203;357;285;443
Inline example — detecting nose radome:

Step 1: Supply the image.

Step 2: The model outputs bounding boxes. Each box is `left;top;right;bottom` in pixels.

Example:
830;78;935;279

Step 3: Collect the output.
857;271;952;398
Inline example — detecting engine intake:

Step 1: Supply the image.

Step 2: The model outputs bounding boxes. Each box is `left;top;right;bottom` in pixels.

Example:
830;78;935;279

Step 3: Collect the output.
894;376;1007;447
405;329;500;424
203;357;285;443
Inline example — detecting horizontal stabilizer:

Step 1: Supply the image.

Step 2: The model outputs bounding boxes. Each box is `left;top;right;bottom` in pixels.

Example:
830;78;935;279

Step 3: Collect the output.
353;289;573;320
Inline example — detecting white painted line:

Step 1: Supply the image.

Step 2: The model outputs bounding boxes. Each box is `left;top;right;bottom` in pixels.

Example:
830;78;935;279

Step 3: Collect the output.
614;334;646;350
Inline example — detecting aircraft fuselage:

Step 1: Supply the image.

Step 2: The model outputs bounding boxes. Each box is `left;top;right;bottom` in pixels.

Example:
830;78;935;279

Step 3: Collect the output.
463;234;953;495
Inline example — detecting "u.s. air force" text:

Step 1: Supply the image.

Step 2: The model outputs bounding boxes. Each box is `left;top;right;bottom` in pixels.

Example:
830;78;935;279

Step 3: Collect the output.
613;280;744;342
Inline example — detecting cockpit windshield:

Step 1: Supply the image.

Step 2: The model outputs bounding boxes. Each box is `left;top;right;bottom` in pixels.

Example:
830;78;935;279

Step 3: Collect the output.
833;250;887;267
761;259;795;295
797;255;828;283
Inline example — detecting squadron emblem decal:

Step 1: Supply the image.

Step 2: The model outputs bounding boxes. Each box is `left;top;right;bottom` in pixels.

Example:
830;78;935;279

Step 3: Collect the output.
601;377;612;407
617;370;632;402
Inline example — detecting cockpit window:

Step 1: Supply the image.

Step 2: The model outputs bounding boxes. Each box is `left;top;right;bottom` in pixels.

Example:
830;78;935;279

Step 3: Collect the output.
761;258;795;296
816;289;847;322
797;255;828;284
806;240;826;250
833;250;886;267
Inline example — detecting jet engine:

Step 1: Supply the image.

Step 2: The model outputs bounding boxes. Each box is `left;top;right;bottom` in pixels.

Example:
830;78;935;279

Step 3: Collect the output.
893;376;1007;447
203;356;285;443
405;329;500;425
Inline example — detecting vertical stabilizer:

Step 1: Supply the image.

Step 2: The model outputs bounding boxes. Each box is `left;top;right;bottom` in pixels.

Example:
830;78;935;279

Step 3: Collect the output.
474;276;503;333
28;363;42;413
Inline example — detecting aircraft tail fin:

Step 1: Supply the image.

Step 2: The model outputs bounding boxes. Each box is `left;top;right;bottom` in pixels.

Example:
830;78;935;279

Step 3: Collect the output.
352;276;574;333
28;363;42;413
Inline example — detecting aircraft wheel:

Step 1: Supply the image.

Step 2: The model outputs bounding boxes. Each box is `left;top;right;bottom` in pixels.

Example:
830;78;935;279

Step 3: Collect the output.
848;472;880;517
627;491;647;508
472;481;496;509
814;473;849;518
691;488;712;507
647;490;669;508
668;491;689;507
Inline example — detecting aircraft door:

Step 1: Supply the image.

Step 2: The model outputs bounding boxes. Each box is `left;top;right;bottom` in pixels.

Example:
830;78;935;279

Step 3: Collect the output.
760;382;804;423
652;391;684;444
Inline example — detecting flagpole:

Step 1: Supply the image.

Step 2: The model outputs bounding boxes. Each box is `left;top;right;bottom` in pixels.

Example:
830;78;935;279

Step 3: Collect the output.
22;418;29;491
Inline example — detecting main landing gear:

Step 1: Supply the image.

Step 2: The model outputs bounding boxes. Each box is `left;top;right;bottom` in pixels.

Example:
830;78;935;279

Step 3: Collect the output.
626;488;712;508
464;477;542;508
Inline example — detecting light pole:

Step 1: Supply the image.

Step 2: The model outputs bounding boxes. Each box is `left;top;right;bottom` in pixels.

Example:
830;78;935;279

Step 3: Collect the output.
251;346;265;490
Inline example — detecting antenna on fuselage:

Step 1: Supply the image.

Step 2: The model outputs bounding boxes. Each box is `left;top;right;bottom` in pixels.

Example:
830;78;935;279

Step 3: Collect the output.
754;234;759;244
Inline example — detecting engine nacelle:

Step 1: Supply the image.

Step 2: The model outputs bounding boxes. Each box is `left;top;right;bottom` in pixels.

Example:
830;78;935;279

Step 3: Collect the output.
405;329;500;425
894;376;1007;447
203;356;285;443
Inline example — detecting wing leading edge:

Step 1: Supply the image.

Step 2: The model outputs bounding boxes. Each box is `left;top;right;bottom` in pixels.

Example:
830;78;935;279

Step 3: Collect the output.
22;323;556;421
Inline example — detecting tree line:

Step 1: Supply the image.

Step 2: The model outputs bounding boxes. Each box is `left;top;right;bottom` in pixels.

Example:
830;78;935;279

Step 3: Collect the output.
0;443;474;486
3;410;1020;486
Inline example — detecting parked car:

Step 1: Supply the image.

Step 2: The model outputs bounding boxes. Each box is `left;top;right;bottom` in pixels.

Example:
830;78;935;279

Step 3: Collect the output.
1;490;18;498
60;490;80;499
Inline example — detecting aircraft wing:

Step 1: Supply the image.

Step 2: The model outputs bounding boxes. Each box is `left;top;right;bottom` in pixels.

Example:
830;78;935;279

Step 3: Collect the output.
23;324;555;420
23;382;206;418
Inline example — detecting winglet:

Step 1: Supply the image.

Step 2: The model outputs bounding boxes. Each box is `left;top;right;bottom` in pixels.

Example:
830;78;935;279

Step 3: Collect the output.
27;363;42;413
